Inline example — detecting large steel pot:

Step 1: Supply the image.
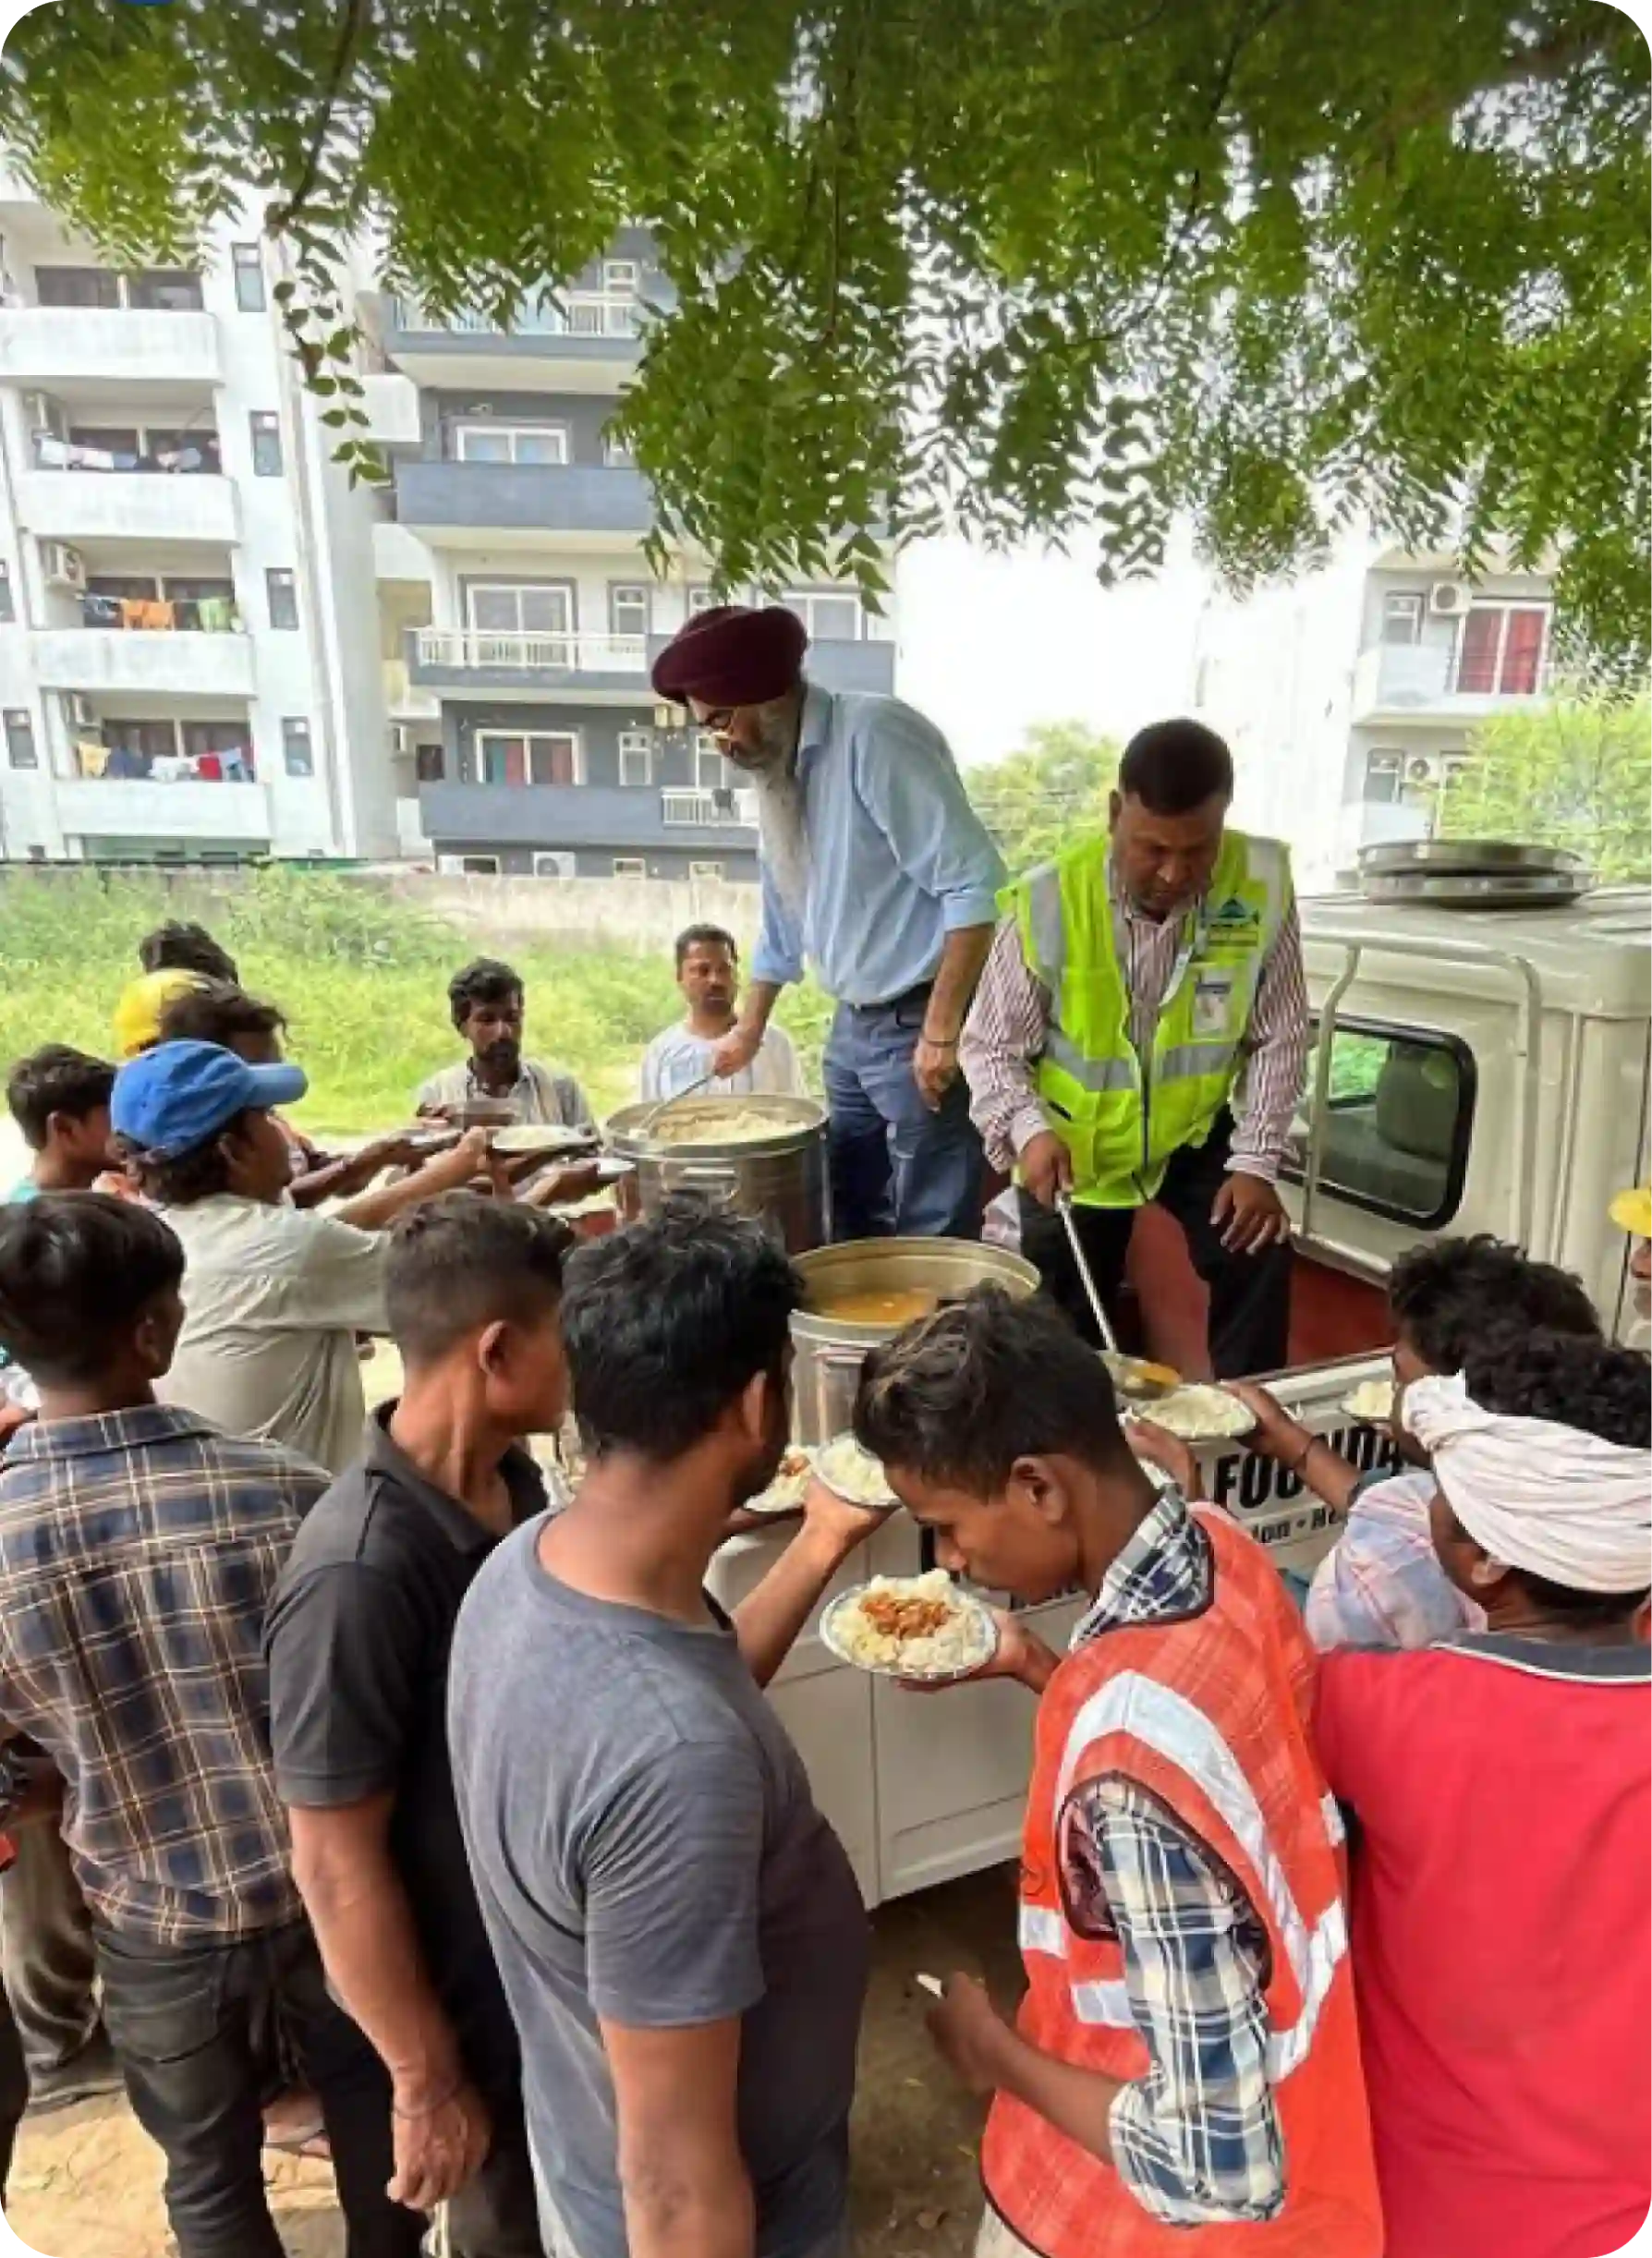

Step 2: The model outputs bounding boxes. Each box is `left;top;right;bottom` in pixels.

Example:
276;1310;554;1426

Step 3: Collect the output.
606;1095;829;1256
789;1237;1039;1444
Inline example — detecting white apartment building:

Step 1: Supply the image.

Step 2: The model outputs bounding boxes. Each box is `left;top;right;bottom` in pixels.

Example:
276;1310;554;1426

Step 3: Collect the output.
0;174;900;880
1189;539;1556;892
361;232;897;883
0;167;397;866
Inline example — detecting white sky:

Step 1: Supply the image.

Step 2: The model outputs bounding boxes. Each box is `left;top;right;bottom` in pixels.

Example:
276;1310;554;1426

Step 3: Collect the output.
895;531;1212;768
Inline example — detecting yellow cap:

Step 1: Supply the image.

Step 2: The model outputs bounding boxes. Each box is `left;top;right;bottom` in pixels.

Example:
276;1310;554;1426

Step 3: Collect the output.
112;969;206;1060
1609;1185;1652;1240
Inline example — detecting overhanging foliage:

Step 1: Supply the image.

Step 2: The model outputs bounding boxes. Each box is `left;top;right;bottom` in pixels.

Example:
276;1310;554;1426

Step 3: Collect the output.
2;0;1646;668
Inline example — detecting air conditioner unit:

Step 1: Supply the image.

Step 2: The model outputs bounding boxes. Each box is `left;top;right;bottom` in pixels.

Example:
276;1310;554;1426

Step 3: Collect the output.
1429;580;1471;617
24;392;63;438
1405;754;1439;786
68;693;97;730
41;541;84;590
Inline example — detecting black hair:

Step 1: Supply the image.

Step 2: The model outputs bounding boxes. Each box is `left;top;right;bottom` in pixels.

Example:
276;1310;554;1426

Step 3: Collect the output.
138;921;238;984
117;1116;250;1208
447;957;524;1032
1440;1327;1651;1625
1117;719;1233;815
0;1193;184;1384
856;1287;1131;1497
1389;1235;1599;1370
6;1046;116;1151
385;1192;572;1366
561;1196;799;1461
159;979;286;1052
674;924;739;970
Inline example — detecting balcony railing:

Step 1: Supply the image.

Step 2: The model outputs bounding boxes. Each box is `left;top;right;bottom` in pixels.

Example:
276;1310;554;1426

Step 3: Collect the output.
1353;641;1549;718
388;293;641;339
662;788;759;828
414;628;647;674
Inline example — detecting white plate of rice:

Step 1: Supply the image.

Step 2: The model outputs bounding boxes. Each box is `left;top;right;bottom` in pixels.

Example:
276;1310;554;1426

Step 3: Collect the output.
490;1123;598;1155
746;1447;815;1517
1136;1384;1257;1442
1341;1377;1396;1424
820;1572;998;1681
813;1434;899;1509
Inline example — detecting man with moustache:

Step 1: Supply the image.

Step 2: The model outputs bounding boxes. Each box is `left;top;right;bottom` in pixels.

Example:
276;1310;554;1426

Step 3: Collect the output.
417;957;594;1132
650;605;1004;1241
638;925;806;1102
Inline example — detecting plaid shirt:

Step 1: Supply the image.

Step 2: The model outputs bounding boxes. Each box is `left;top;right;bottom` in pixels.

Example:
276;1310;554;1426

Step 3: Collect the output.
1064;1489;1285;2226
0;1405;326;1944
1306;1465;1483;1651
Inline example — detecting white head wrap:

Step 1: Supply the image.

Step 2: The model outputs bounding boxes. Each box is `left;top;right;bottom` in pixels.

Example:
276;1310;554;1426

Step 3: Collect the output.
1402;1370;1652;1595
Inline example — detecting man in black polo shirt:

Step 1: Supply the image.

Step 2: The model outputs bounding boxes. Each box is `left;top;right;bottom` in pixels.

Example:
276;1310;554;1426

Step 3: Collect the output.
266;1194;573;2254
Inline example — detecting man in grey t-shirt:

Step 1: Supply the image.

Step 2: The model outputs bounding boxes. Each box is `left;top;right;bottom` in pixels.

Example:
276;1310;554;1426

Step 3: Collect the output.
449;1202;879;2258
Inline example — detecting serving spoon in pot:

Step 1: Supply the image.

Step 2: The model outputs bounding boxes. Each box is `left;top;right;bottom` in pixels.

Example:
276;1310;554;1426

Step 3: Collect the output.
1056;1192;1180;1402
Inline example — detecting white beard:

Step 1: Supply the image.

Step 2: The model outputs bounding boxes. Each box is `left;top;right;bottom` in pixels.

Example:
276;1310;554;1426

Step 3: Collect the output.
752;758;811;920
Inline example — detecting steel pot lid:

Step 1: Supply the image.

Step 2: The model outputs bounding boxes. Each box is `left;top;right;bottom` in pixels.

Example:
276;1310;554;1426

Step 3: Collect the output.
1358;838;1587;880
606;1094;827;1159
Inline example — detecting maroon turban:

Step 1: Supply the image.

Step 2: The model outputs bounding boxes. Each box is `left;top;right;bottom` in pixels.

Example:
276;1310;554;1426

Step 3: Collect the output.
650;604;808;707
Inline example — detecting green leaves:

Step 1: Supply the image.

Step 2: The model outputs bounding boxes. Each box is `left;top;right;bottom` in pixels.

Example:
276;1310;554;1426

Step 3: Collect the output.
966;721;1123;875
1436;692;1652;881
0;0;1645;671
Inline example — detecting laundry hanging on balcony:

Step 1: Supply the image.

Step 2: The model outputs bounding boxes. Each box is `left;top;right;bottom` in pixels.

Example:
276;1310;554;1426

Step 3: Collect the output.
74;740;109;778
80;593;123;629
118;598;176;632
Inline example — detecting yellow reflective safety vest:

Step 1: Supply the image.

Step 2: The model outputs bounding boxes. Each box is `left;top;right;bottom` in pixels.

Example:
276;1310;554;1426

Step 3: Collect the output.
1005;829;1291;1208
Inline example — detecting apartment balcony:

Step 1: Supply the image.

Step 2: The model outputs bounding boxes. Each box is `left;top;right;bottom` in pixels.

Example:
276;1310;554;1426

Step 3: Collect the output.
357;372;420;446
0;307;221;389
33;626;254;699
408;625;648;698
15;467;238;546
382;293;642;393
419;781;758;852
55;777;271;844
647;632;894;700
1351;641;1549;726
661;788;759;827
393;459;651;548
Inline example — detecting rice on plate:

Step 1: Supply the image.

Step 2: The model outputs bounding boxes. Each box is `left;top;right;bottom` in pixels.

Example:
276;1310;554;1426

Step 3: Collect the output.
1138;1384;1256;1441
822;1572;997;1681
1342;1377;1396;1424
814;1434;898;1508
746;1447;815;1517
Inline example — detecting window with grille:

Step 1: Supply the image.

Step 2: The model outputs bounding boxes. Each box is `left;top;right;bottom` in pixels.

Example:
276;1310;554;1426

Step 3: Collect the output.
617;730;653;787
282;717;313;776
231;244;265;312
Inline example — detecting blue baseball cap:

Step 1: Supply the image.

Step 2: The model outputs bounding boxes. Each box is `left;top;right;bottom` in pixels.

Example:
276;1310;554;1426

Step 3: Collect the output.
111;1040;309;1159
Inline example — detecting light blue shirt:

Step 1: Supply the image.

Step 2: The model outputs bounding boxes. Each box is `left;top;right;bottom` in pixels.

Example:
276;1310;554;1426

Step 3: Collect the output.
751;685;1005;1007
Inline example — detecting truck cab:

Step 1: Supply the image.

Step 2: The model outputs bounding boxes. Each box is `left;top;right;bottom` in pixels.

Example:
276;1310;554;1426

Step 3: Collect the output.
1120;879;1650;1572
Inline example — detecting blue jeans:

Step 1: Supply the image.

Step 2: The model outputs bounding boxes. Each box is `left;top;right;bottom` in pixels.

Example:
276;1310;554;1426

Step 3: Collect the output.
822;991;983;1242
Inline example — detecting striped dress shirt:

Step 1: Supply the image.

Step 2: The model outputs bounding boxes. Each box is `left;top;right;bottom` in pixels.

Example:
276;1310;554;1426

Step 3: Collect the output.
960;850;1310;1181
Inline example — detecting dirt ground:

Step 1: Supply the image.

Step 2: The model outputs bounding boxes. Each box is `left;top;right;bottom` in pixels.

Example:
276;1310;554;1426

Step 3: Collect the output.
5;1867;1024;2258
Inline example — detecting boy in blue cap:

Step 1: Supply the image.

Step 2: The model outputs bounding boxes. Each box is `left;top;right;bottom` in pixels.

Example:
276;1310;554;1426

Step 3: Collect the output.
113;1042;484;1474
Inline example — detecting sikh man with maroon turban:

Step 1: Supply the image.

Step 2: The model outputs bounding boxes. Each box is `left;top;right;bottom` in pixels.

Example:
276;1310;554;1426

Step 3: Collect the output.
651;603;1004;1240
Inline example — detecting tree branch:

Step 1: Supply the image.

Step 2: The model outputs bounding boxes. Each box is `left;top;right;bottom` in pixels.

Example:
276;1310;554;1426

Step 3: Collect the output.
1374;12;1623;149
272;0;372;233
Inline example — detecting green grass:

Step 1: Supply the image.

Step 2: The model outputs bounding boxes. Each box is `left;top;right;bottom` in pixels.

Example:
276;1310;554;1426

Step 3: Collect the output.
0;868;835;1137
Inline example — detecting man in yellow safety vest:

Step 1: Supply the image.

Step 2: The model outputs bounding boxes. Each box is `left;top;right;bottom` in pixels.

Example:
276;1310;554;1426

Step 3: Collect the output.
959;720;1309;1377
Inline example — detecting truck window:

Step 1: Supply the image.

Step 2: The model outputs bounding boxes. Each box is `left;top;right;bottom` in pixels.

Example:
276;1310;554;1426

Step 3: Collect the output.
1284;1015;1476;1230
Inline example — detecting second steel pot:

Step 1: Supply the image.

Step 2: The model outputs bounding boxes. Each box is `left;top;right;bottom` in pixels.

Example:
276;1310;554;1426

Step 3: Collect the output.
606;1095;830;1256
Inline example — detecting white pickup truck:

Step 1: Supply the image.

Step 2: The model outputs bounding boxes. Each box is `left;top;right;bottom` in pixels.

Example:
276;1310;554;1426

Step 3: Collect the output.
711;879;1652;1908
